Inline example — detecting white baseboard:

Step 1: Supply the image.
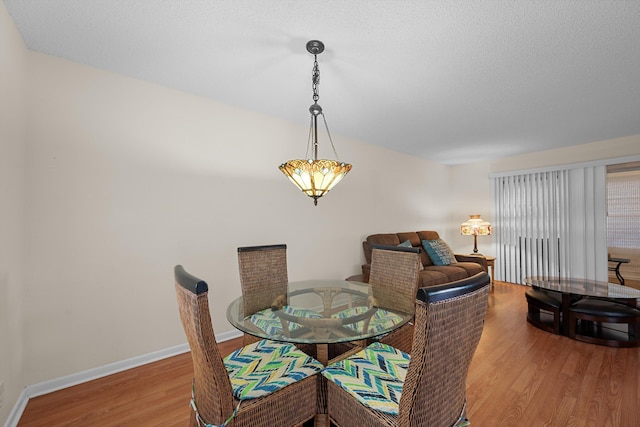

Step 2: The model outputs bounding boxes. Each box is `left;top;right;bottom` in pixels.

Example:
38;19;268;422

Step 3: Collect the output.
3;329;242;427
3;389;29;427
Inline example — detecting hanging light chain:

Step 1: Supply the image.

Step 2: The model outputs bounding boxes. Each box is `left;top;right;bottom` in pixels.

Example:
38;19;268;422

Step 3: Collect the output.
310;54;341;161
312;55;320;102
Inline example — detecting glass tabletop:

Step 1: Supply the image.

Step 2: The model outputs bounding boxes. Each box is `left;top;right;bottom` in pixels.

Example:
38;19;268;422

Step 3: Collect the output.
226;279;414;344
523;276;640;299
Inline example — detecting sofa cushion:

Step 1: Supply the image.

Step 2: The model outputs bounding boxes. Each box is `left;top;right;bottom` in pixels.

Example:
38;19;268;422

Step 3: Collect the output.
364;234;401;264
417;270;450;286
421;239;457;265
417;230;440;241
396;232;421;247
367;233;401;246
423;265;468;282
453;261;485;277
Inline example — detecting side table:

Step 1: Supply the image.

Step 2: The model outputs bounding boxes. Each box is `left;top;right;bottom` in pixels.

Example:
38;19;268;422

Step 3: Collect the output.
484;256;496;283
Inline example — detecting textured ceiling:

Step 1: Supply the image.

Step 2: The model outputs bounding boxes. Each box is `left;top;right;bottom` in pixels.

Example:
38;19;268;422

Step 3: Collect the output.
4;0;640;164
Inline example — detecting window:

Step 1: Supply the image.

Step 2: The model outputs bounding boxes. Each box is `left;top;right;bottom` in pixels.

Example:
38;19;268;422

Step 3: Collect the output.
607;162;640;287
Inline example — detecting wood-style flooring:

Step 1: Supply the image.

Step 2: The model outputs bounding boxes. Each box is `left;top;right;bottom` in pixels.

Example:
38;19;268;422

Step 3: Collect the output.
17;281;640;426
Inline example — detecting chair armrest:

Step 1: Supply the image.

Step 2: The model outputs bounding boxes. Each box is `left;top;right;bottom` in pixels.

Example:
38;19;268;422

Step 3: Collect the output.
455;254;488;271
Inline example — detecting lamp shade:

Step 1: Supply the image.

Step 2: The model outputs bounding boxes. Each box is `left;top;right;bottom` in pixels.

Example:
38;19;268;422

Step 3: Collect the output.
279;159;352;204
460;215;492;236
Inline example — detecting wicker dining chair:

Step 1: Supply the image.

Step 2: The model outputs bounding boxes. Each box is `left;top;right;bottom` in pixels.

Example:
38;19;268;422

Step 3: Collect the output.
368;245;422;354
237;244;288;345
322;272;491;427
174;265;321;427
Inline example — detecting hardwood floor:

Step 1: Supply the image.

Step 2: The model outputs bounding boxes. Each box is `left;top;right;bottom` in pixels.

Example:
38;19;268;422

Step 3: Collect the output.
17;281;640;426
467;282;639;427
621;278;640;290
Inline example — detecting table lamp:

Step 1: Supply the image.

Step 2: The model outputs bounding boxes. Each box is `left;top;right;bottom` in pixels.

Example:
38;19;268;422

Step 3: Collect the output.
460;214;492;254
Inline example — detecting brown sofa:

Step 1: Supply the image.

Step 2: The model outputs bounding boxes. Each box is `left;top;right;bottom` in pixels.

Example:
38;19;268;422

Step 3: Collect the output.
355;230;487;287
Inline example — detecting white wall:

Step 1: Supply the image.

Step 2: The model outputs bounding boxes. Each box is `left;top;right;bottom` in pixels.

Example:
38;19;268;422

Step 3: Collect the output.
21;51;452;386
0;2;27;423
446;162;494;255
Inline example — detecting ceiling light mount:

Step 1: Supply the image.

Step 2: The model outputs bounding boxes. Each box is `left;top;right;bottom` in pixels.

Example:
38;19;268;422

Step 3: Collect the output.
306;40;325;55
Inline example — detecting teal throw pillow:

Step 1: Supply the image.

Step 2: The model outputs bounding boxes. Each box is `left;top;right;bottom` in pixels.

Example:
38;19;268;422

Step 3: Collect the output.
397;240;413;248
421;239;457;266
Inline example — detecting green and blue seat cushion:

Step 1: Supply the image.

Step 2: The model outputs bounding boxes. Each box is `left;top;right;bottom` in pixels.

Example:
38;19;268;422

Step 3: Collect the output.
223;339;323;400
331;306;405;335
321;342;409;415
249;306;323;336
322;342;472;426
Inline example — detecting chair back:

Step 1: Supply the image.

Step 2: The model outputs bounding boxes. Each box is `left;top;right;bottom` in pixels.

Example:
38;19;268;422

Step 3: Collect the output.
174;265;234;426
237;244;288;316
398;272;491;426
369;245;421;314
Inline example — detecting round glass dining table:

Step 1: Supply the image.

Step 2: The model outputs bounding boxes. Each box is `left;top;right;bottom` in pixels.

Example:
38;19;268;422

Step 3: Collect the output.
226;279;414;365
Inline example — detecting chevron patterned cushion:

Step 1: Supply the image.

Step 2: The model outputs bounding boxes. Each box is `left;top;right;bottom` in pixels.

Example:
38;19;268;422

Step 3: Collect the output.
331;307;404;335
249;306;322;337
322;342;410;415
224;339;323;400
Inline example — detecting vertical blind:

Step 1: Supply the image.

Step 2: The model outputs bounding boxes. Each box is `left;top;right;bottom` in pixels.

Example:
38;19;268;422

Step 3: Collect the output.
492;166;607;284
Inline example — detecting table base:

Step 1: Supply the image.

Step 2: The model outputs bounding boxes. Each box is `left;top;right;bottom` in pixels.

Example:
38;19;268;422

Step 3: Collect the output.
526;289;640;347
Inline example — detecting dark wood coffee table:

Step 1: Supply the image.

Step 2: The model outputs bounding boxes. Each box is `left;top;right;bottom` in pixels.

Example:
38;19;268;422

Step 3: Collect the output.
523;276;640;336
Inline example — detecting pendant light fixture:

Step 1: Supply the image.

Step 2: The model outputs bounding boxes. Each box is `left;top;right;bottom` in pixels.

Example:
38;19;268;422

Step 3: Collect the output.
279;40;352;206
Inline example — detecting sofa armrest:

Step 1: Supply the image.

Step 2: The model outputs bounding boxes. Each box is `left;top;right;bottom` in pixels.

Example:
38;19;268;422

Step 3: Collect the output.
455;254;488;272
361;263;371;277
